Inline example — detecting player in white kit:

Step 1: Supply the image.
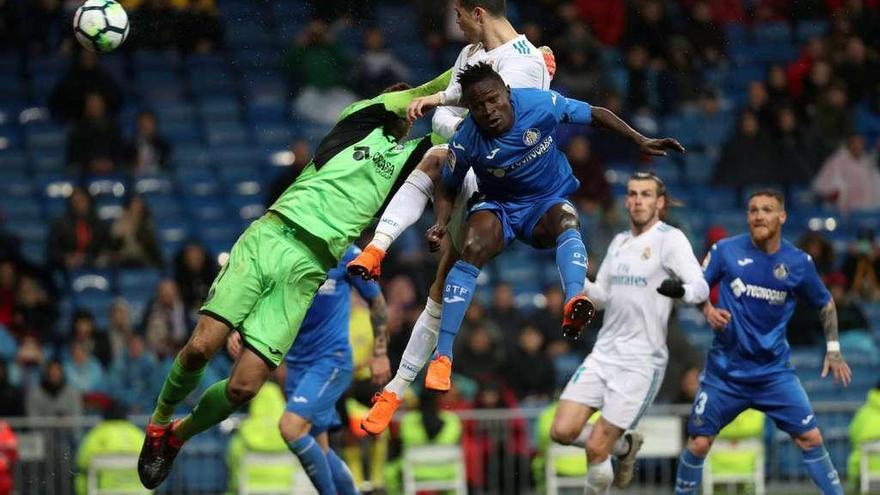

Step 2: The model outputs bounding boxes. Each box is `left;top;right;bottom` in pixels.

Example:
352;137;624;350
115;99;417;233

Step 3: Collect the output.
353;0;555;436
551;172;710;493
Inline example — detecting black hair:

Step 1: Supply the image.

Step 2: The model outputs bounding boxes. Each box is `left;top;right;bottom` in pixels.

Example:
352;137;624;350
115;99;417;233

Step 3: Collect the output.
457;62;505;97
459;0;506;16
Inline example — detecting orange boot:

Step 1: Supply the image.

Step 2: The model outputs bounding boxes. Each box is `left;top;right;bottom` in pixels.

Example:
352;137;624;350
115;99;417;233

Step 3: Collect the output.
562;294;596;339
361;390;402;436
425;356;452;392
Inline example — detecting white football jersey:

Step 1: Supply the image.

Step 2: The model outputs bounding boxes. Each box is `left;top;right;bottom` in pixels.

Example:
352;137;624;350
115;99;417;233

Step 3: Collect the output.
585;221;709;369
432;35;550;139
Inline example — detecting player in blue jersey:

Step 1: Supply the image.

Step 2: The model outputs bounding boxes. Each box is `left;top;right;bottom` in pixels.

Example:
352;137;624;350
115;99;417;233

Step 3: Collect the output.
674;190;853;495
227;245;389;495
424;62;685;391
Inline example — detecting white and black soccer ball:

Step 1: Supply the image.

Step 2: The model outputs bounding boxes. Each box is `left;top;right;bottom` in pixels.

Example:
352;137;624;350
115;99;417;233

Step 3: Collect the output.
73;0;129;53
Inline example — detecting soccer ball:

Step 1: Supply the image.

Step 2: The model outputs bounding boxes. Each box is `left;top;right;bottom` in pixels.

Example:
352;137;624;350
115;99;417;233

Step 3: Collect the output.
73;0;129;53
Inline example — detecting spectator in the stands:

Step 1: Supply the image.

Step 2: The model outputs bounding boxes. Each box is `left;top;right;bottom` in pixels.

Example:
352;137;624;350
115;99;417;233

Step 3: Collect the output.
841;228;880;301
835;35;877;104
0;360;23;417
772;105;822;183
70;310;112;368
173;242;218;319
503;324;556;403
812;134;880;212
12;275;57;341
575;0;625;45
283;20;357;124
745;81;775;129
126;111;170;175
656;38;699;115
624;44;653;112
106;299;133;361
488;283;525;334
460;299;500;340
0;0;18;52
798;231;836;276
622;0;672;59
47;187;110;272
714;111;775;187
786;36;827;99
128;0;179;49
812;81;853;149
49;48;122;122
354;27;410;97
685;1;726;66
175;0;223;53
63;341;106;395
108;195;162;268
567;135;611;212
827;272;869;332
801;59;833;112
766;64;792;105
265;139;312;207
553;17;605;102
142;279;189;350
0;262;14;330
109;334;156;414
66;92;125;176
26;359;82;417
454;324;503;384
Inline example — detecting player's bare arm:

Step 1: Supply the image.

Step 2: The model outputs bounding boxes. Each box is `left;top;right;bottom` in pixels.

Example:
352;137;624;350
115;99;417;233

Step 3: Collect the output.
818;299;852;387
369;293;392;385
426;178;457;252
589;106;686;156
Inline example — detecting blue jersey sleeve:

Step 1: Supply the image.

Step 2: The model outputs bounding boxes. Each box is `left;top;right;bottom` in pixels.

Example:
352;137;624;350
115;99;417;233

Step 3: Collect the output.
703;243;724;287
549;90;592;125
441;138;470;192
795;254;832;308
351;275;381;302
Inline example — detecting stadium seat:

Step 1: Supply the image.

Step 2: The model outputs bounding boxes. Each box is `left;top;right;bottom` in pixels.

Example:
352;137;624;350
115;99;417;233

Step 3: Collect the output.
117;268;162;295
155;104;197;125
4;222;47;244
188;69;238;96
0;177;35;198
184;197;230;222
172;145;211;169
796;20;828;41
178;172;221;197
185;53;226;72
85;176;127;200
0;197;41;222
752;22;791;44
132;50;181;70
197;97;241;122
206;122;250;146
31;149;65;174
703;409;766;495
228;196;265;221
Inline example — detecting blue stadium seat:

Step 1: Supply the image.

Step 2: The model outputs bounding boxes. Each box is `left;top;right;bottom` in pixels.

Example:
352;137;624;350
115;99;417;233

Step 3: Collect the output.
0;152;28;175
188;70;238;95
155;104;197;125
0;195;41;221
25;126;66;149
132;50;181;70
0;127;22;151
156;219;192;244
28;55;68;76
172;145;211;169
752;22;791;44
184;197;229;222
0;177;34;198
4;222;47;244
246;102;289;125
226;24;278;48
197;221;241;244
185;53;226;72
206;122;249;146
230;48;282;71
723;24;748;47
795;20;828;41
253;123;293;146
146;197;183;220
684;152;715;185
73;291;114;327
243;80;287;106
135;69;180;85
117;268;162;294
70;269;114;293
227;195;265;221
751;43;798;63
197;97;240;121
134;174;175;196
31;149;65;173
139;82;187;104
161;121;202;145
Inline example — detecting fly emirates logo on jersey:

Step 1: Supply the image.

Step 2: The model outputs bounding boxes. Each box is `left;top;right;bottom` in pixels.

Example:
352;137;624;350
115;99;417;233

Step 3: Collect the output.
610;263;648;288
729;278;787;305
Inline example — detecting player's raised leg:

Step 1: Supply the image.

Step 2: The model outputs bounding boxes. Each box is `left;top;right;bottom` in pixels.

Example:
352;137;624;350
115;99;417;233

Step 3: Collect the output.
138;314;230;487
362;247;459;434
427;210;505;391
531;202;595;338
348;148;447;280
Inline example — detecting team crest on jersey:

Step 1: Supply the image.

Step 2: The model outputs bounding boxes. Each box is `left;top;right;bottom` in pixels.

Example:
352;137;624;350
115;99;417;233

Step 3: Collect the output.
488;167;506;178
523;128;542;146
773;263;789;280
642;247;652;260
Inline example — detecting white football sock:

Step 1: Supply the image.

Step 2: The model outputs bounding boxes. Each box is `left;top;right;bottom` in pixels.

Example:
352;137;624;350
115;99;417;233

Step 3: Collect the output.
384;298;441;398
584;457;613;495
371;169;434;251
570;424;630;456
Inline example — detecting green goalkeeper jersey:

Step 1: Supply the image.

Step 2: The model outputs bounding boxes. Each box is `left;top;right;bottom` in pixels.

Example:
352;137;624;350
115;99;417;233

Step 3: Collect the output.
269;70;451;261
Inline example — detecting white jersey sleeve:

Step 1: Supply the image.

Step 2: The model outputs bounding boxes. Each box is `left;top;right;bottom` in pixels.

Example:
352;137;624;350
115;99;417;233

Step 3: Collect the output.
660;229;709;305
584;234;622;310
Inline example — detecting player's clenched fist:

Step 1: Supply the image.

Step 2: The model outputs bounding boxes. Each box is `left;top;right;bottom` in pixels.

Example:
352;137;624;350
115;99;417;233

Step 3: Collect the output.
426;224;447;252
702;302;731;330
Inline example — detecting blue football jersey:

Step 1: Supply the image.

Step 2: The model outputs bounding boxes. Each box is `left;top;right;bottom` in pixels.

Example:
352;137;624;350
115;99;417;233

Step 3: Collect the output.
285;245;381;367
442;88;592;201
703;234;831;382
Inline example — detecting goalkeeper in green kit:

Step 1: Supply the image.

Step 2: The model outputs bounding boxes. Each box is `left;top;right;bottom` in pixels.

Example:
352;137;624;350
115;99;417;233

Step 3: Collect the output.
138;69;451;489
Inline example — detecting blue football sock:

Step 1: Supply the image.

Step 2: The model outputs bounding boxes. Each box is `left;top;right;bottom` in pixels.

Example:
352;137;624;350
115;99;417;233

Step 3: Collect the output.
326;448;358;495
287;436;335;494
674;448;705;494
436;260;480;358
556;229;587;301
801;445;843;494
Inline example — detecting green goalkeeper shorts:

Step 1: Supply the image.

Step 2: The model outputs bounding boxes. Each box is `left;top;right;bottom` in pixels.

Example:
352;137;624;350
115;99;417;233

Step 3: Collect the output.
200;212;335;368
